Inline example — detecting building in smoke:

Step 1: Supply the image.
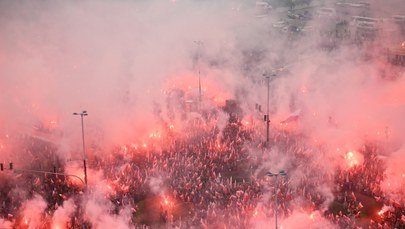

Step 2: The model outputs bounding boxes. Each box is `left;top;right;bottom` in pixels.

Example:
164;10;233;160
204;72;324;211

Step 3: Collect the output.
387;41;405;65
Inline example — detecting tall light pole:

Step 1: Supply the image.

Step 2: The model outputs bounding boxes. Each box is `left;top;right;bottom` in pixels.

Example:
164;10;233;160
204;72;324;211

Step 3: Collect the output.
265;74;270;146
263;71;277;147
73;110;88;187
194;41;203;104
266;170;287;229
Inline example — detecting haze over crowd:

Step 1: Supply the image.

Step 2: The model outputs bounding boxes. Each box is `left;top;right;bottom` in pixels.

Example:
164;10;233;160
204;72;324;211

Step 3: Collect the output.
0;0;404;228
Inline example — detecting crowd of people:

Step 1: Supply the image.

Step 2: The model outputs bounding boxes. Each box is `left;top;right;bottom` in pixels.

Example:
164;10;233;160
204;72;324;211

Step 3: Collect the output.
0;108;405;228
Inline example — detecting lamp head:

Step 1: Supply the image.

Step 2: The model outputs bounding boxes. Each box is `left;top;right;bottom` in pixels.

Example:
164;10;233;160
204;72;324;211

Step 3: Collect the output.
279;170;287;176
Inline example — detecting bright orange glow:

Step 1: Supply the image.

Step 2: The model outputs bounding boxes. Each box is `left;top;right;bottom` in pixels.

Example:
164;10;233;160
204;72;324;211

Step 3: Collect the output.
149;132;161;139
345;151;359;167
309;212;315;221
131;144;138;150
212;96;226;106
241;116;253;128
121;145;128;154
161;195;174;208
164;72;231;107
24;219;28;225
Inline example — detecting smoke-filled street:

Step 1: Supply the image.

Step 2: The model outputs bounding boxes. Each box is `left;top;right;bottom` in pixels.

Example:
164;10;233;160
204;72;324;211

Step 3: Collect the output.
0;0;405;228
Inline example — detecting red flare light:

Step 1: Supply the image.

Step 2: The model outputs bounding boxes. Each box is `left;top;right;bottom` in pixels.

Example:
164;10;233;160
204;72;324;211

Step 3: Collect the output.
309;212;315;221
344;151;363;168
253;210;259;217
161;195;175;209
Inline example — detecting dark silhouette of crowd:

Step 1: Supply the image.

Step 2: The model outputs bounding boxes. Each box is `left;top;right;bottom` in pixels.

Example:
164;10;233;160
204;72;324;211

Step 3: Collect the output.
0;112;404;229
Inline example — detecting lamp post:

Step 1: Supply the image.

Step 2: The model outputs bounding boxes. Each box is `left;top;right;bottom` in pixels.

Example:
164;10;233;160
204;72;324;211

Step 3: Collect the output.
73;111;88;187
265;74;270;146
194;40;203;104
263;72;276;147
266;170;287;229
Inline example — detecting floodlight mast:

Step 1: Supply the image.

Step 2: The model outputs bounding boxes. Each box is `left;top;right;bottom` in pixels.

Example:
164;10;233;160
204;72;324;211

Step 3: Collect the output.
73;110;88;187
266;170;287;229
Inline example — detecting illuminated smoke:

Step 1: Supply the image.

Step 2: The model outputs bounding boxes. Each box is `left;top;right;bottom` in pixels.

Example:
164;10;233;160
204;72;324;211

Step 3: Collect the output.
0;0;405;228
51;199;76;229
20;194;47;229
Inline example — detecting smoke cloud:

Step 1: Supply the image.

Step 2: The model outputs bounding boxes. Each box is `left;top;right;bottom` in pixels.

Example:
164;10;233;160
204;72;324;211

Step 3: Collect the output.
0;0;405;228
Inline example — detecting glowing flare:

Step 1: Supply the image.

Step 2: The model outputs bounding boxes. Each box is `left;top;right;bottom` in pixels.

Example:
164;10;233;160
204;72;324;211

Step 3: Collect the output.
162;195;174;208
121;145;128;154
132;144;138;150
344;151;360;167
149;132;161;139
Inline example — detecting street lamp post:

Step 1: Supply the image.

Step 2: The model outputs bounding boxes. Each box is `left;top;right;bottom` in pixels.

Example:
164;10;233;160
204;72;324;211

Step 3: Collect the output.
263;72;275;147
265;74;270;146
73;111;88;187
194;40;203;104
266;170;287;229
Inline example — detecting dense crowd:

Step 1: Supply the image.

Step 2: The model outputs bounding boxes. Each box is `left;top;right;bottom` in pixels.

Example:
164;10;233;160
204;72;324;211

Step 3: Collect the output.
0;110;404;229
